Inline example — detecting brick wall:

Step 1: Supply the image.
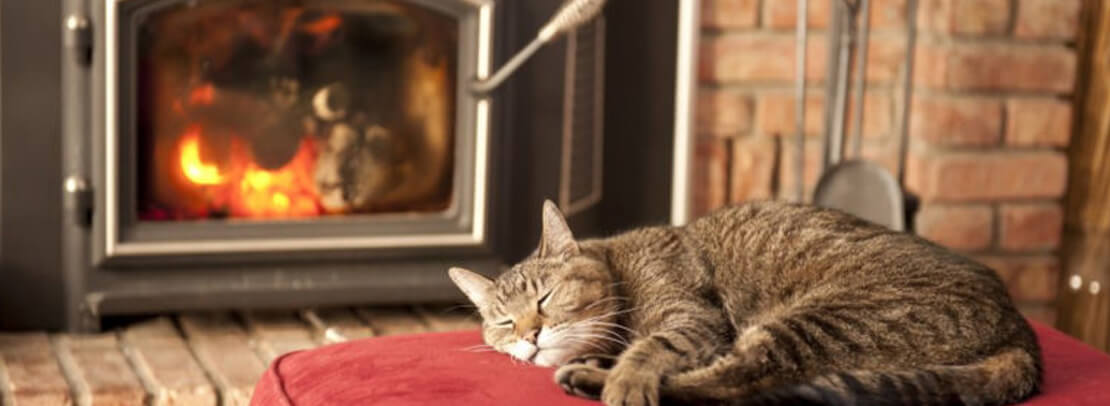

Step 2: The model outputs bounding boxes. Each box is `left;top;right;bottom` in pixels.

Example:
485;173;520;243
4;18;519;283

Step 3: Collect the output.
696;0;1081;324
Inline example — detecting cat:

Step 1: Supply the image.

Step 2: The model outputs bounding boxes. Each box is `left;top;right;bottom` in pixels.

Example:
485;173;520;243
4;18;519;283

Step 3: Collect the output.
448;200;1041;406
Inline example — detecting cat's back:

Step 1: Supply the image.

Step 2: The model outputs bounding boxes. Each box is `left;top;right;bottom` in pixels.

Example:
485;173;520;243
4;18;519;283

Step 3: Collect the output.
681;200;998;286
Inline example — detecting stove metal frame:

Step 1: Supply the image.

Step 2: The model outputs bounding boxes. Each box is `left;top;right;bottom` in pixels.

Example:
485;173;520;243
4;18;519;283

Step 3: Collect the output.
100;0;494;262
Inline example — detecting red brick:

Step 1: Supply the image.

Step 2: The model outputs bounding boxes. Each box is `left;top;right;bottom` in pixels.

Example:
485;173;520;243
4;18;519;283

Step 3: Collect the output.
1006;98;1073;147
701;0;759;29
777;139;822;200
914;204;993;251
701;33;824;84
763;0;907;30
915;43;1077;93
692;136;730;215
906;151;1068;201
859;141;901;175
0;333;72;405
1015;0;1081;40
910;96;1002;146
1000;203;1064;251
919;0;1011;35
701;34;905;84
976;255;1060;303
763;0;831;29
730;137;776;202
864;38;911;83
356;307;430;336
698;88;753;136
757;91;892;138
757;91;825;137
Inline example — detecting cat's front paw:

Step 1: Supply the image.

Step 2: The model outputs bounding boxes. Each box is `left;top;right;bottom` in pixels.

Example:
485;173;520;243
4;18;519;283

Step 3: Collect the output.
566;353;616;369
555;363;608;400
602;367;660;406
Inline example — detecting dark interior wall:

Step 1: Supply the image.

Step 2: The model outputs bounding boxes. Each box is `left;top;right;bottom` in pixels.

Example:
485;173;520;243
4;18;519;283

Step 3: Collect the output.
600;0;678;233
0;0;64;330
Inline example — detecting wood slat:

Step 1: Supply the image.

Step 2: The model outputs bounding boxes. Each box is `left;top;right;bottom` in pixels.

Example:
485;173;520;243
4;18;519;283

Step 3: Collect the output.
356;307;428;336
300;308;376;344
1060;0;1110;352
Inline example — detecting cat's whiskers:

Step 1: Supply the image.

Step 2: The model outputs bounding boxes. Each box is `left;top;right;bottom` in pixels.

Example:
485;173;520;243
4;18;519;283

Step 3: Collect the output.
460;343;498;353
576;320;639;337
562;332;631;348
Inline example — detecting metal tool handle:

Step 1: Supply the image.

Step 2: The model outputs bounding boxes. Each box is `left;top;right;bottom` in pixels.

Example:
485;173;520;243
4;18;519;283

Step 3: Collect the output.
849;0;871;158
794;0;809;202
471;0;608;95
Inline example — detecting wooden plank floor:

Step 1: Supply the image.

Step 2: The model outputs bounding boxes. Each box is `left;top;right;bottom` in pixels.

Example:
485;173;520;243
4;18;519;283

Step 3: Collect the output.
0;306;479;406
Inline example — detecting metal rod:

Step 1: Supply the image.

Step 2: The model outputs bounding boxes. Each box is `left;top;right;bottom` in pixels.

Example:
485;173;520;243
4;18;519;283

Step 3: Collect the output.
849;0;871;158
794;0;809;202
471;37;545;94
896;0;919;183
829;1;854;167
820;0;844;172
471;0;608;95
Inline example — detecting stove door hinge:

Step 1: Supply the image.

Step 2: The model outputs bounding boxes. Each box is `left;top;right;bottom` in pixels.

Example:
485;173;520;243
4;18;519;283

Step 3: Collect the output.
64;176;94;227
64;15;93;67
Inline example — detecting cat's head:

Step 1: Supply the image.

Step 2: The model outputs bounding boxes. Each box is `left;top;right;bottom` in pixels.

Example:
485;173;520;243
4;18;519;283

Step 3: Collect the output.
448;200;621;366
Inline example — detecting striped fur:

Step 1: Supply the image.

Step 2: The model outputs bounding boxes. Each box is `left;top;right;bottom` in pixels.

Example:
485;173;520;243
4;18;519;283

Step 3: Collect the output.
449;200;1041;406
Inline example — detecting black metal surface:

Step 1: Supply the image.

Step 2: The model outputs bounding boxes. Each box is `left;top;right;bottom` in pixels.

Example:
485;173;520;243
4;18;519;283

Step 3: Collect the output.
0;0;65;330
599;0;678;232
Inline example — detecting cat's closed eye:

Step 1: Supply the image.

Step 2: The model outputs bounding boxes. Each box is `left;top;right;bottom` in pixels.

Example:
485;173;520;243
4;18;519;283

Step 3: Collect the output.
492;319;513;328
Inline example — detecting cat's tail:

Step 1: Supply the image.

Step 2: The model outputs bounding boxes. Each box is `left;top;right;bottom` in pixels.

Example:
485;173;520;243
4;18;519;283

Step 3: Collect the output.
738;347;1040;406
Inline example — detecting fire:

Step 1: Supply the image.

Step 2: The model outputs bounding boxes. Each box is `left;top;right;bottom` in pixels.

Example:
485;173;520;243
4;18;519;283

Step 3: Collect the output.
177;127;321;219
180;129;225;185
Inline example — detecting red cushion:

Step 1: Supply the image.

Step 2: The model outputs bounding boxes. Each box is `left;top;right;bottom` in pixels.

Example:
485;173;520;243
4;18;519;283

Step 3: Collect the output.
251;321;1110;405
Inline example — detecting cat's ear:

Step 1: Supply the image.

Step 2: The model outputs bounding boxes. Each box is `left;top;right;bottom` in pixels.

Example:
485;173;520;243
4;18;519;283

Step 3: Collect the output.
448;267;494;308
539;200;580;258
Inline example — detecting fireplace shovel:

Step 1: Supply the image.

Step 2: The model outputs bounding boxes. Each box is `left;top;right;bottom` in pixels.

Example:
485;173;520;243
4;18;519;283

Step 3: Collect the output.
811;0;913;231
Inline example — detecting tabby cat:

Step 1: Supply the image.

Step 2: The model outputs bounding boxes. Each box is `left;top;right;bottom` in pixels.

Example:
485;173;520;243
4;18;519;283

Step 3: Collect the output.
448;200;1041;406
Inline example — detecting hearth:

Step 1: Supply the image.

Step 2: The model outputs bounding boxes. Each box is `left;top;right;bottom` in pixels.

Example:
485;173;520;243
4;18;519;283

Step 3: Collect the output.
0;0;699;331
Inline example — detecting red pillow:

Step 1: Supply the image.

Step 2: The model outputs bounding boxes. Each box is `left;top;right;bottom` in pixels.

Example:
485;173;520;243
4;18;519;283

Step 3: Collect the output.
251;321;1110;405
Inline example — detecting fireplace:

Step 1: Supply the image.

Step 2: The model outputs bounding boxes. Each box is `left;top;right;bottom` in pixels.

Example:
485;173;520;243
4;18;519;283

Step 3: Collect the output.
0;0;698;331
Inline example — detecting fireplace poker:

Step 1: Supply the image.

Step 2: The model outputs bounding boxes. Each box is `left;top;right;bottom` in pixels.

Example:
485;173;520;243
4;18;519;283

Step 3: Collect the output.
471;0;608;95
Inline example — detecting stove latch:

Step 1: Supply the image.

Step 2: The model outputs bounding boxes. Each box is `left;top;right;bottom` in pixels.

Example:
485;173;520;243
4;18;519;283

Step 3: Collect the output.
64;176;93;227
64;15;93;67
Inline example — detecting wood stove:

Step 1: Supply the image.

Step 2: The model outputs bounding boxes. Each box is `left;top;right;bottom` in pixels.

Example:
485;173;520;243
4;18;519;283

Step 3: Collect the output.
0;0;699;331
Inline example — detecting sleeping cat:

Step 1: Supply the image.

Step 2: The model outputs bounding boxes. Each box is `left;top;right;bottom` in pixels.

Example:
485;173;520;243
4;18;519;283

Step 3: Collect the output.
448;200;1040;405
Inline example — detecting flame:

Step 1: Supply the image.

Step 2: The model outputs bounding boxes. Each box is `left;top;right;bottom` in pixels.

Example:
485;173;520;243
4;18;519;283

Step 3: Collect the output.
179;129;225;185
189;84;215;105
301;15;342;36
232;137;320;218
177;126;321;219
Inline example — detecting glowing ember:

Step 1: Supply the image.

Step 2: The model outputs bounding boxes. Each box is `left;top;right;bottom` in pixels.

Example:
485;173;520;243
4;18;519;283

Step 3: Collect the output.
179;129;225;185
177;127;321;219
